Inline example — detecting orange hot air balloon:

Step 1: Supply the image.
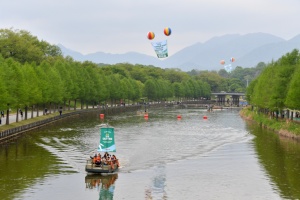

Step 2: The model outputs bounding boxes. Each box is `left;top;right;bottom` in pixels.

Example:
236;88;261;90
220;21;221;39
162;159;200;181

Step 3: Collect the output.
220;60;225;65
147;32;155;40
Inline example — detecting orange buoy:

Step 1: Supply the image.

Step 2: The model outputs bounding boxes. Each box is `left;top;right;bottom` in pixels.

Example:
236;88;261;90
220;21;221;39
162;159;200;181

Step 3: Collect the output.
100;113;105;120
203;116;207;119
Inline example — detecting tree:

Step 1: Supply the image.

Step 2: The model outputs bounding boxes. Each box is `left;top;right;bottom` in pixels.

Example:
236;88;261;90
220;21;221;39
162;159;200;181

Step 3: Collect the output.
268;65;295;110
218;69;229;78
173;82;183;101
130;79;143;103
0;56;9;111
144;79;157;101
250;67;273;109
0;28;62;64
21;62;42;118
285;65;300;109
197;71;224;92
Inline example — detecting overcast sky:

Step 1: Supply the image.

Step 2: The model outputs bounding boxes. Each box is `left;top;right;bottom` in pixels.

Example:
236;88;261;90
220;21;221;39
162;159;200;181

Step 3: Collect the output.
1;0;300;57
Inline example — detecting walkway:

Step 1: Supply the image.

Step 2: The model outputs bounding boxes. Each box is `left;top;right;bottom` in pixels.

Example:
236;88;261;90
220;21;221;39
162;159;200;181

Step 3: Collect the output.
0;111;51;126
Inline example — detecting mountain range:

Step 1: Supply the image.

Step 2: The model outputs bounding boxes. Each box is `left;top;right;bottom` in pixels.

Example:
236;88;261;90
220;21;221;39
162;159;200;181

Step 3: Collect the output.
58;32;300;72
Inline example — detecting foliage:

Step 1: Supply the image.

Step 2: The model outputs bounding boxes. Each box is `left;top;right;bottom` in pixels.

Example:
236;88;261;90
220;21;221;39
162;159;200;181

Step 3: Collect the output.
0;28;62;64
285;65;300;109
240;108;300;135
0;28;299;116
247;49;300;111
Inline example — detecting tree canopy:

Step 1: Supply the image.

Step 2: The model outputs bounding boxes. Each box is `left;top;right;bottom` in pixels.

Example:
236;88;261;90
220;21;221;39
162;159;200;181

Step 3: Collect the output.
246;49;300;112
2;28;298;115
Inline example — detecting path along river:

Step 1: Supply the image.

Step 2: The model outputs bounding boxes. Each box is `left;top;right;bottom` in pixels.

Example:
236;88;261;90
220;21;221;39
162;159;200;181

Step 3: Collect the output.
1;107;300;200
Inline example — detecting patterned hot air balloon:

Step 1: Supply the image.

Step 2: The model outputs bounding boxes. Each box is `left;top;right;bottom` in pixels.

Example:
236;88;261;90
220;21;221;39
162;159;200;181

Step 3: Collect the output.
230;57;235;62
163;27;172;36
147;32;155;40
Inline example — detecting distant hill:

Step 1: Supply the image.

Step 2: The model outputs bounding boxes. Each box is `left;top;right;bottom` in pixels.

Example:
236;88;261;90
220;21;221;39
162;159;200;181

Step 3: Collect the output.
58;32;300;71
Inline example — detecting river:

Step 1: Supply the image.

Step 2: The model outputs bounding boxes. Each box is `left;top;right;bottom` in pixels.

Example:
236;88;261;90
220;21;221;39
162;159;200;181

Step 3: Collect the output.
1;107;300;199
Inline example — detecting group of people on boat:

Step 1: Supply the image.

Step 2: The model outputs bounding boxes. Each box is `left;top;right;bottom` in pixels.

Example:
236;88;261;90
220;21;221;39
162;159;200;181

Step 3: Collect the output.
91;152;119;169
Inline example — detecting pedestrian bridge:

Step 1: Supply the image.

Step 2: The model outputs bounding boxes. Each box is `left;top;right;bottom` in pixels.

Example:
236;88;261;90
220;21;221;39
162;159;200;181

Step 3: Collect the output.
211;92;245;106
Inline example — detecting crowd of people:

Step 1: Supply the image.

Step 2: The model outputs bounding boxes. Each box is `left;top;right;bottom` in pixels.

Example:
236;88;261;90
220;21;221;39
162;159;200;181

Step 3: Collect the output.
90;152;119;169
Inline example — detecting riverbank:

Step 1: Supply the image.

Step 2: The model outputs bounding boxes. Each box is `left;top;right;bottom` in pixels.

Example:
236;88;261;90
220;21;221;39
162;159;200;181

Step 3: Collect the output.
239;107;300;141
0;104;146;144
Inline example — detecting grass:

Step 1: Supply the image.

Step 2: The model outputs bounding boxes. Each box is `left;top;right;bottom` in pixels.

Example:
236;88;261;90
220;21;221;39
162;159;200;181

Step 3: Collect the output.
240;107;300;136
0;110;74;132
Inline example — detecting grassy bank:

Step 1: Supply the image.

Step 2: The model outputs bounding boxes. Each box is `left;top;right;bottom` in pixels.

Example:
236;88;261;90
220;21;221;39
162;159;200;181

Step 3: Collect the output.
240;107;300;139
0;110;74;132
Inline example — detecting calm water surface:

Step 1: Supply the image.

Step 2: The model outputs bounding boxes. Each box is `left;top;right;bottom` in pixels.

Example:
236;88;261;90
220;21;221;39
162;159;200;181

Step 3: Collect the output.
1;107;300;199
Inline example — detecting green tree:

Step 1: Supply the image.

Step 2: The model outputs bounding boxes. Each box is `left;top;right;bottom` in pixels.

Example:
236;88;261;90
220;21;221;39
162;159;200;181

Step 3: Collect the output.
21;63;42;118
285;65;300;109
218;69;229;78
173;82;183;101
0;28;62;64
197;71;224;92
268;65;295;110
144;79;157;101
0;56;9;111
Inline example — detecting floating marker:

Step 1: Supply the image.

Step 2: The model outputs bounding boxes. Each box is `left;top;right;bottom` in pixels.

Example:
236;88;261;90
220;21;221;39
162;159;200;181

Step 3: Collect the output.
100;113;105;120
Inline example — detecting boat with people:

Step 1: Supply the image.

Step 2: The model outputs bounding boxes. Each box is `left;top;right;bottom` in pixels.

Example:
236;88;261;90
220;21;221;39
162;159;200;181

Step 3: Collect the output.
85;125;120;174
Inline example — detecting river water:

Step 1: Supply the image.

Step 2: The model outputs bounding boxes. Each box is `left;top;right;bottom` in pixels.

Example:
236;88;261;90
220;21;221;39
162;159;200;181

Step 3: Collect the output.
1;107;300;200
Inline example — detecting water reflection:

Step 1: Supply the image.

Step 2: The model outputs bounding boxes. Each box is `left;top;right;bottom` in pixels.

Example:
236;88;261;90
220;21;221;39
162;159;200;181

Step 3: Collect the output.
0;138;59;199
85;174;118;200
2;109;300;199
247;122;300;199
145;165;167;199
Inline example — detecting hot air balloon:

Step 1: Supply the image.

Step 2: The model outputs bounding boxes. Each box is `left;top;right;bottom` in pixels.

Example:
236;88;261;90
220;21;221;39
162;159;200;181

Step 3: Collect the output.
220;60;225;65
164;27;172;36
230;57;235;62
147;32;155;40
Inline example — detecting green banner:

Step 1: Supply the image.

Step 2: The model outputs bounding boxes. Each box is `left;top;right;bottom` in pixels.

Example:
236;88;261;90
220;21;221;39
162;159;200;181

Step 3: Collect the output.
98;127;116;152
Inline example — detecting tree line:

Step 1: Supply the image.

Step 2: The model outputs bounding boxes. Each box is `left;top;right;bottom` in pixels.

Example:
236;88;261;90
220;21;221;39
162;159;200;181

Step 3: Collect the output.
0;29;212;119
246;49;300;118
0;28;270;122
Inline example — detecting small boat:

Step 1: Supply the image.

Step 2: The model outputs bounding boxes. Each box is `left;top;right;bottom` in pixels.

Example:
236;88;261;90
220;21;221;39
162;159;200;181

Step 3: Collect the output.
85;126;119;174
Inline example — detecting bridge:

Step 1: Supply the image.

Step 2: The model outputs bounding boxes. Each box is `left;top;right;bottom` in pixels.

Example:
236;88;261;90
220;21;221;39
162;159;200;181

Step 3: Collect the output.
211;92;245;106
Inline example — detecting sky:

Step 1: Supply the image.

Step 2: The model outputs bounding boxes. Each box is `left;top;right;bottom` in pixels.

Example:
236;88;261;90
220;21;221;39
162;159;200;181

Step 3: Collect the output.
1;0;300;57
